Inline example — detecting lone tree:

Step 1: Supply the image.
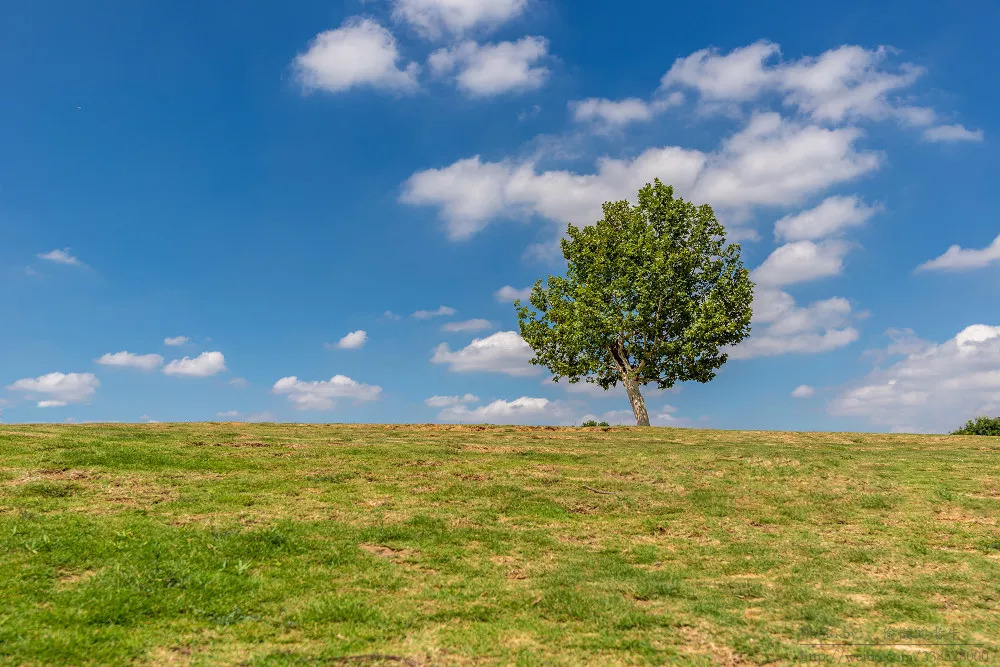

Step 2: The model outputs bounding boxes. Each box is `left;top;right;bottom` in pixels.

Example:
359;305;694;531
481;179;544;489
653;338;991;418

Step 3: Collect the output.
515;180;753;426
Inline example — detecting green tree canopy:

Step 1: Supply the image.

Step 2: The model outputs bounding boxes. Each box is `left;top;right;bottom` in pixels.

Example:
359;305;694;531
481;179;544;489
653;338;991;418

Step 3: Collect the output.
516;180;754;426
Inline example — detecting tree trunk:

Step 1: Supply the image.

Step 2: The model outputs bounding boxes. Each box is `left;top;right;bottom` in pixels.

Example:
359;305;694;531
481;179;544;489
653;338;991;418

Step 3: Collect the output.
623;375;650;426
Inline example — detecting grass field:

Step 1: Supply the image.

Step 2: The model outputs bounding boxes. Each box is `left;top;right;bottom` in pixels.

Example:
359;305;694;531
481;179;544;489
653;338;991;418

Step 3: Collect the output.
1;423;998;665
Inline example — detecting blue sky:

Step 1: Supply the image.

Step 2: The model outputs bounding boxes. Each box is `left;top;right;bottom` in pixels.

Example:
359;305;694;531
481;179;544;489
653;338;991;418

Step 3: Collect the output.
2;0;999;432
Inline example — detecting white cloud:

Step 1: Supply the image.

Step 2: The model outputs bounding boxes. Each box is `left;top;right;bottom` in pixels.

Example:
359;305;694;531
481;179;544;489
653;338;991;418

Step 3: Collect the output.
791;384;816;398
774;195;879;241
37;248;83;267
228;377;250;388
330;330;368;349
272;375;381;410
494;285;532;302
383;310;403;320
162;351;226;377
831;324;1000;432
442;318;492;332
921;124;984;143
95;351;164;372
917;234;1000;272
7;372;99;407
294;18;419;94
392;0;527;38
425;393;479;407
752;240;850;286
731;289;859;359
164;336;190;346
438;396;576;424
662;41;781;103
570;97;653;126
215;410;276;422
661;41;931;126
413;305;457;319
402;113;878;240
431;330;538;375
429;37;549;96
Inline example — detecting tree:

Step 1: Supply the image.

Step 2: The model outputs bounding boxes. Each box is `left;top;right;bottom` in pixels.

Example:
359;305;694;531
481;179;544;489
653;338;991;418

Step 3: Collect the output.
515;180;753;426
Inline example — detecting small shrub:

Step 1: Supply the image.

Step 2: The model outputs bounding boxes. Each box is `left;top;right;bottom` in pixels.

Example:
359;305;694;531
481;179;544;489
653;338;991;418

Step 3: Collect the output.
952;416;1000;436
581;420;610;427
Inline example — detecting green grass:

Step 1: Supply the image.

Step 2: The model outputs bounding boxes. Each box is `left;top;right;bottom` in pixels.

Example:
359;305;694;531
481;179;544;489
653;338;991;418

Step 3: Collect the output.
1;423;999;664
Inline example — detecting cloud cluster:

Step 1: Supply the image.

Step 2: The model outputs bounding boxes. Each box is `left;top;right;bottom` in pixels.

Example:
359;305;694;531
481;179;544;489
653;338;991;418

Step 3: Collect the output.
660;41;971;137
402;112;879;240
272;375;382;410
731;290;858;359
431;330;538;375
293;1;541;98
7;372;99;407
831;324;1000;432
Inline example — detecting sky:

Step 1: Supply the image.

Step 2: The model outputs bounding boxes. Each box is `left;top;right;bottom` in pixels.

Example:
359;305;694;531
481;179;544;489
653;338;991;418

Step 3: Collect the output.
2;0;999;432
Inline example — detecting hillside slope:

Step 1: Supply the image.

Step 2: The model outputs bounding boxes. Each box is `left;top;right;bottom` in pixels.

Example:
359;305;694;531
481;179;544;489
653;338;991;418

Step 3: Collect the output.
1;424;998;664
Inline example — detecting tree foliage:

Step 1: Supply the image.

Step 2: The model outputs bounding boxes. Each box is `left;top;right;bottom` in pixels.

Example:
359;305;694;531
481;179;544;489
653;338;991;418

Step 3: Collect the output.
952;416;1000;436
515;180;753;425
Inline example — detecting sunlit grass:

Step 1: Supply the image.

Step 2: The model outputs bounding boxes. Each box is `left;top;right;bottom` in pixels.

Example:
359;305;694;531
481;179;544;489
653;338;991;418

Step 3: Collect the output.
1;423;998;664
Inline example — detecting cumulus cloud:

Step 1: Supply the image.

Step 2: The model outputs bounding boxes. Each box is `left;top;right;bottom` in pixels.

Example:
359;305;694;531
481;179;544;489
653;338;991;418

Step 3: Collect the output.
774;195;879;241
731;289;859;359
7;372;99;407
921;124;984;143
402;113;878;240
392;0;527;38
752;240;851;286
831;324;1000;432
95;351;164;372
330;330;368;349
294;18;419;94
37;248;84;266
917;234;1000;272
568;92;684;130
425;393;479;407
494;285;532;302
162;351;226;377
661;41;931;126
431;330;538;375
442;318;492;332
272;375;382;410
791;384;816;398
413;305;457;319
164;336;190;346
429;37;549;96
438;396;577;424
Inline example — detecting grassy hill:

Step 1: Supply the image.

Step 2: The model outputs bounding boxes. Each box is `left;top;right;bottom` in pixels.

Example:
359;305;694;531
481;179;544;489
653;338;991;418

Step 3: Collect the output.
1;423;998;664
